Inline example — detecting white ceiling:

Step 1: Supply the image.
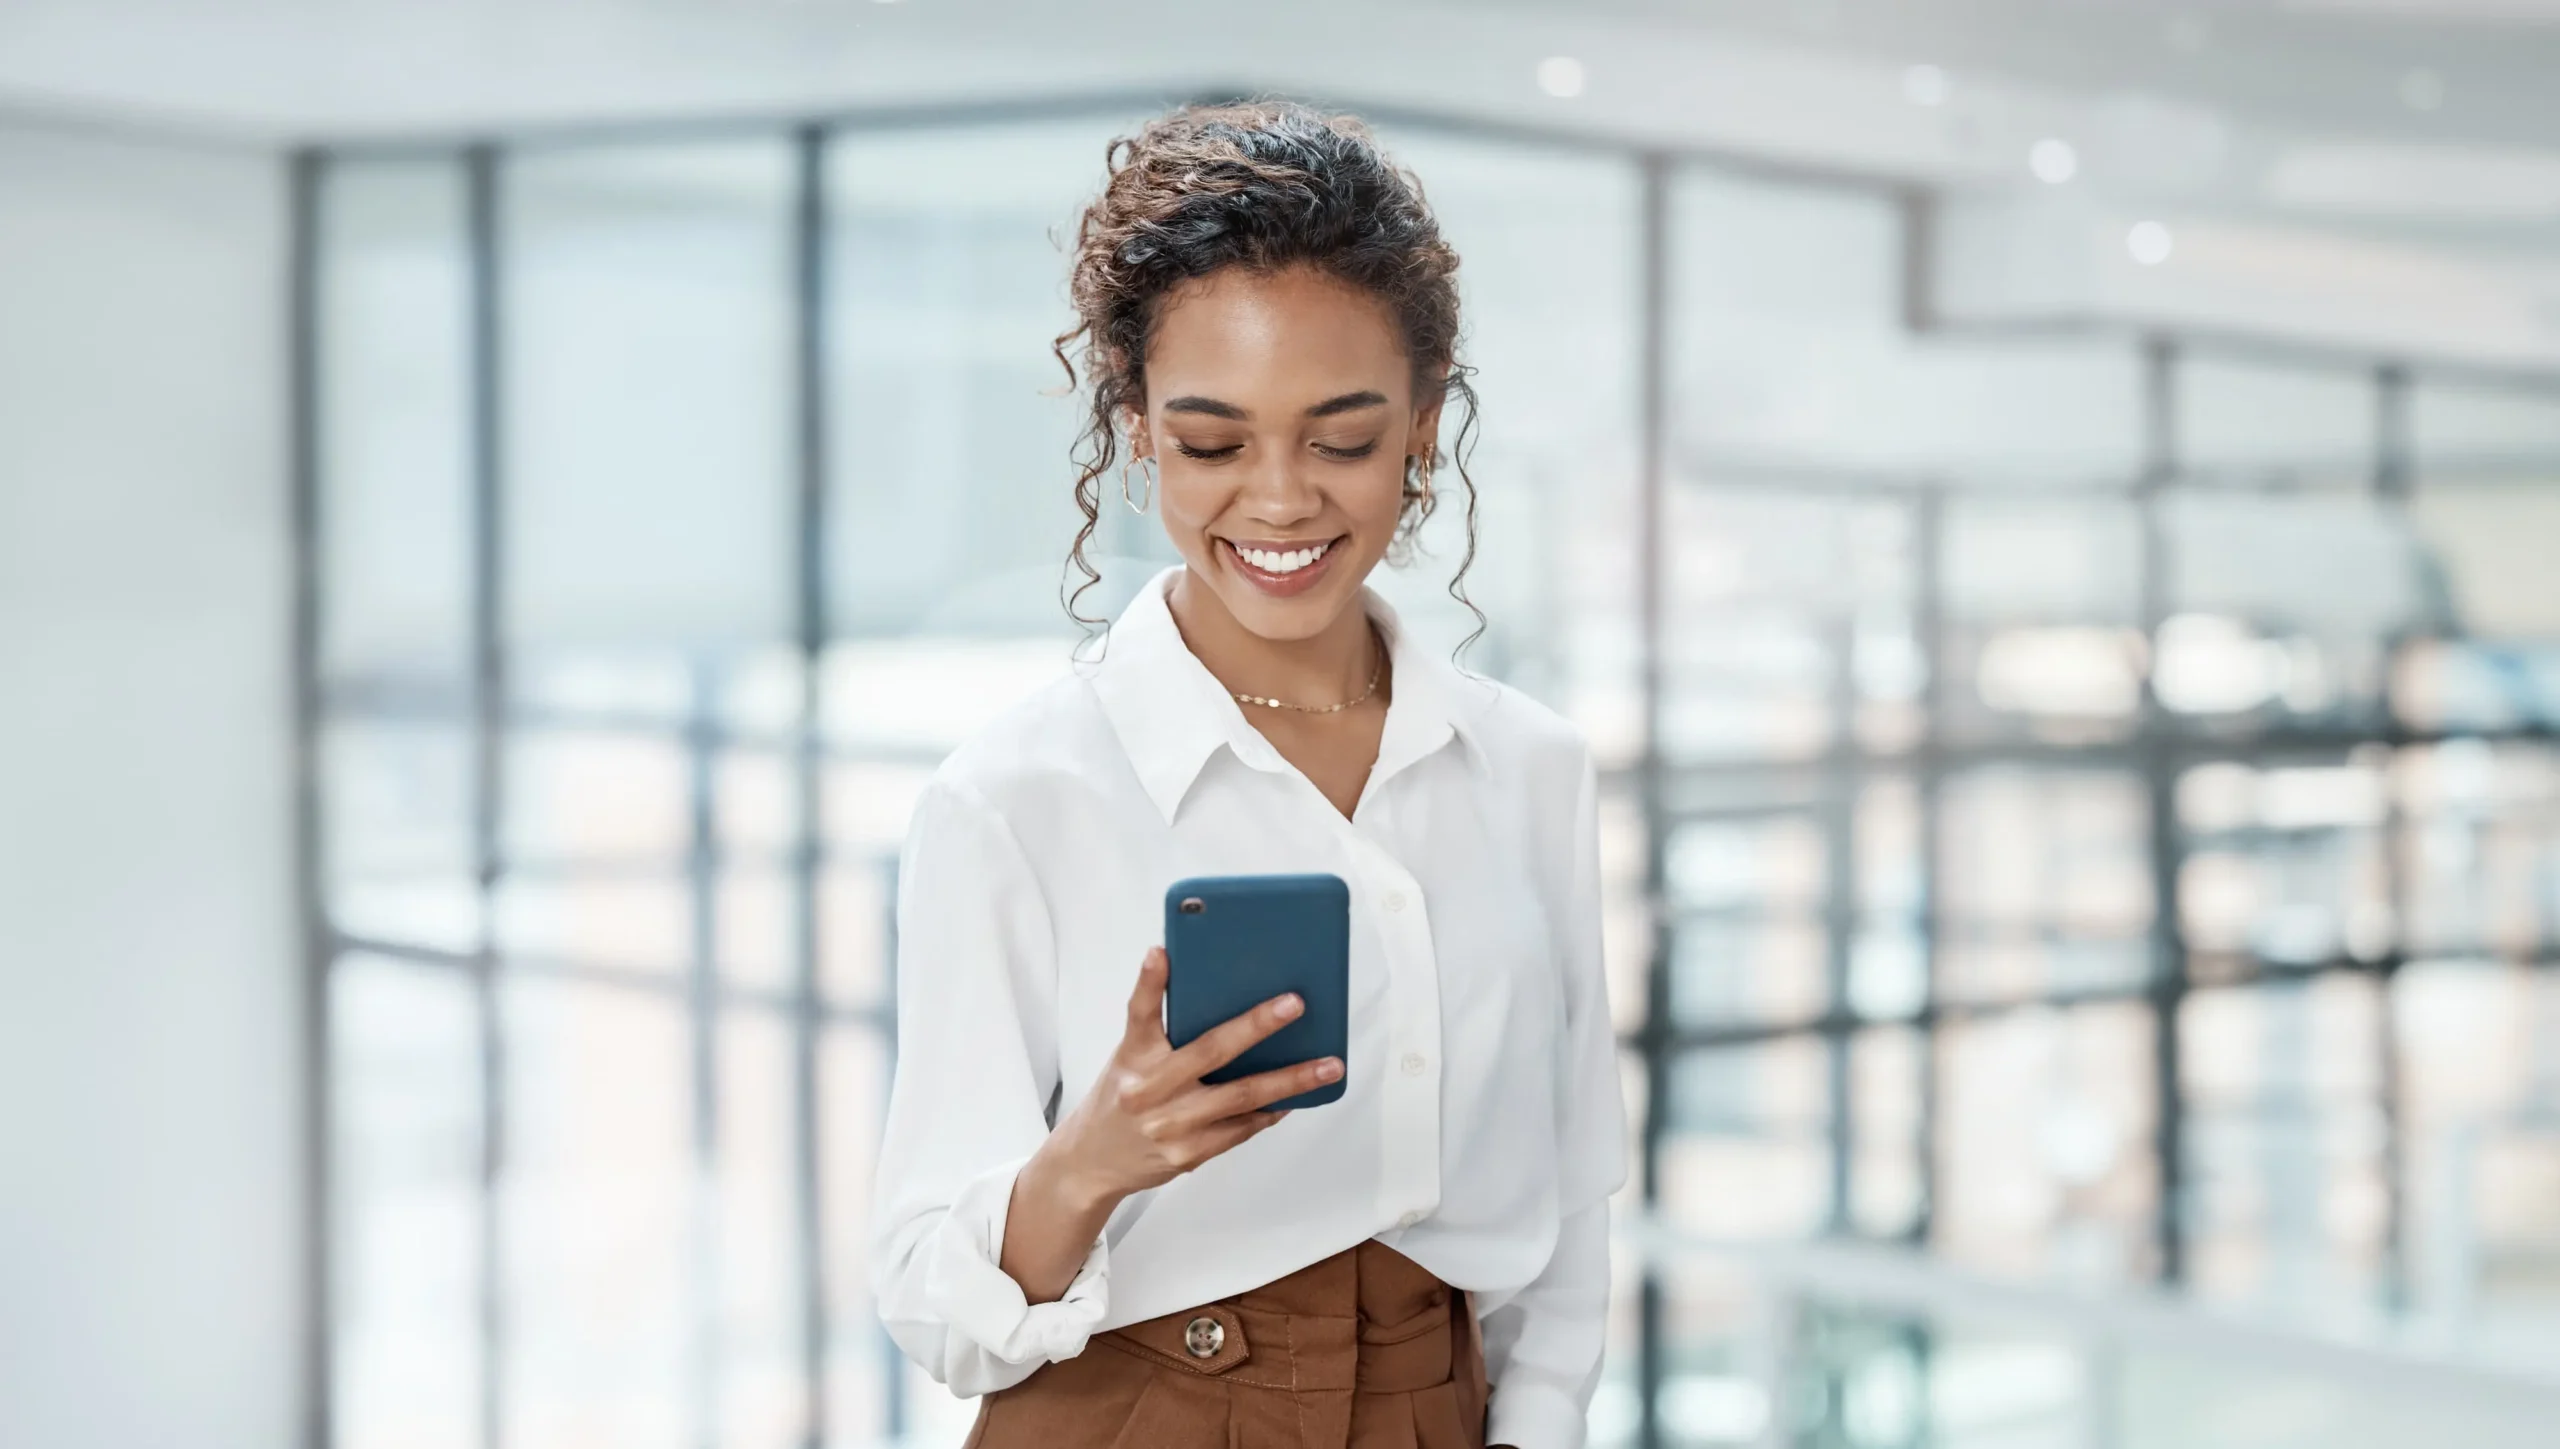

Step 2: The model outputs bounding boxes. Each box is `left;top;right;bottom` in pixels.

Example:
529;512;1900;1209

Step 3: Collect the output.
1506;0;2560;153
5;0;2554;155
4;0;2552;368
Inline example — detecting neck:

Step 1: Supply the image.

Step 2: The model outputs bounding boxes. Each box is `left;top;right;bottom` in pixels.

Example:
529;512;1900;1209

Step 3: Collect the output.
1165;567;1385;711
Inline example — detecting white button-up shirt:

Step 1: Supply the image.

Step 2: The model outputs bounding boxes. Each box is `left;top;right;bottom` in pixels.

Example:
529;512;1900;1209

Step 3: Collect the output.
869;564;1627;1449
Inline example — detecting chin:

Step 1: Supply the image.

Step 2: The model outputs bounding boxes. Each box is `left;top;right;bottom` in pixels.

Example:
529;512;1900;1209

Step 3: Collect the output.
1223;592;1341;643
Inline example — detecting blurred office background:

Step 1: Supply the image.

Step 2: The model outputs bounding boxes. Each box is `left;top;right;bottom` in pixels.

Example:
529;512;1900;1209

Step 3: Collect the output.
5;3;2560;1448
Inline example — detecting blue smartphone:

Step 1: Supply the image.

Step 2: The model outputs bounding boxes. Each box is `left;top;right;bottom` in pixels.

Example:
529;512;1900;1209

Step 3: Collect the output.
1162;873;1350;1111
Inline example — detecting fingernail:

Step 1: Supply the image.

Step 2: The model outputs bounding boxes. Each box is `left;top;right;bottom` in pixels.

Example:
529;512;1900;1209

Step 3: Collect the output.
1317;1058;1343;1082
1275;994;1303;1018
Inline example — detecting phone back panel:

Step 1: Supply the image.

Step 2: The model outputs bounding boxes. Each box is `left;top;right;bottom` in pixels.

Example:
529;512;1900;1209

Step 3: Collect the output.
1163;872;1350;1111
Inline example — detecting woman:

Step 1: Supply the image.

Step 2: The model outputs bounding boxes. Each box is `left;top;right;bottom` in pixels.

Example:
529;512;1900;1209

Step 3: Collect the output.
868;99;1625;1449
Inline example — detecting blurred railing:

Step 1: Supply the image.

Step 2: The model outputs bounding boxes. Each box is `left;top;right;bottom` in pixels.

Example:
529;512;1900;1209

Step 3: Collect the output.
1617;1216;2560;1449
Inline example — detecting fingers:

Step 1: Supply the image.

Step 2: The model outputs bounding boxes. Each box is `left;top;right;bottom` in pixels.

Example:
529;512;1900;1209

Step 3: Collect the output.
1188;1108;1290;1168
1120;947;1170;1047
1172;1055;1344;1131
1166;989;1305;1080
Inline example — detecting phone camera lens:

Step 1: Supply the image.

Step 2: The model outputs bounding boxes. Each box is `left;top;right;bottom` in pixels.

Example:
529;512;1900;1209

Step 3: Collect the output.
1179;897;1206;914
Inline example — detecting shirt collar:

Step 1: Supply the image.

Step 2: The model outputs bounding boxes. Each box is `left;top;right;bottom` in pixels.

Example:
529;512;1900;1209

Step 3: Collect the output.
1084;563;1493;825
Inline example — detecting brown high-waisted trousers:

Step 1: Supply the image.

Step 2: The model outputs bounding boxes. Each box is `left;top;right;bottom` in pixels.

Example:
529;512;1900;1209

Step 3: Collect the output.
964;1240;1489;1449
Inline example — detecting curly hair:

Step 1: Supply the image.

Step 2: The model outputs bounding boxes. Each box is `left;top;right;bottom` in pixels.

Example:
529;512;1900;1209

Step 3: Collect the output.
1049;96;1484;651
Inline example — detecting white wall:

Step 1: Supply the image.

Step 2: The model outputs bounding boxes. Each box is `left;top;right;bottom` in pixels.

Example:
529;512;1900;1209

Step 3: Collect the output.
0;120;299;1449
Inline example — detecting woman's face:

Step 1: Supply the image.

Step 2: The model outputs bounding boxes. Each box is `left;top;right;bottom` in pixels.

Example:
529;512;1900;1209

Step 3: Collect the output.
1131;263;1440;644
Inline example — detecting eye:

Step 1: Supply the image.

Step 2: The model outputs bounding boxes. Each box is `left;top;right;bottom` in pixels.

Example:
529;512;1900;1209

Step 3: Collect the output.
1314;440;1380;461
1171;439;1241;462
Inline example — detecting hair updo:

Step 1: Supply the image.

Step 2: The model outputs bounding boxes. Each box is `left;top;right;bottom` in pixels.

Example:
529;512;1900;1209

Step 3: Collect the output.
1050;97;1483;641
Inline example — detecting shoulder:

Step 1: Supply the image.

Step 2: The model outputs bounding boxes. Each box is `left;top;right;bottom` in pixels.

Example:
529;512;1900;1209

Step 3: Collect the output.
914;664;1122;822
1446;669;1595;789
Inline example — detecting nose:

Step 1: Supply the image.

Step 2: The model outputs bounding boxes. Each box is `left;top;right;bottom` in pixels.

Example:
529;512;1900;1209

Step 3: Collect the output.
1236;445;1322;528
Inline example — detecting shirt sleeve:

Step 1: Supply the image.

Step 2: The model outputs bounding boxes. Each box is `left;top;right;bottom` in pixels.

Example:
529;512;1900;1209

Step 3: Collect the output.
1480;742;1629;1449
866;771;1112;1397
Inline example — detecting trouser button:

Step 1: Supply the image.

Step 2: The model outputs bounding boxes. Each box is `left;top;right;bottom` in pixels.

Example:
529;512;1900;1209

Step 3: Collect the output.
1183;1315;1225;1359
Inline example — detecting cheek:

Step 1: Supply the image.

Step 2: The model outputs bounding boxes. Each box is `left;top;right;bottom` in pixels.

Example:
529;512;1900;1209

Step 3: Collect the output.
1346;461;1410;532
1157;474;1223;532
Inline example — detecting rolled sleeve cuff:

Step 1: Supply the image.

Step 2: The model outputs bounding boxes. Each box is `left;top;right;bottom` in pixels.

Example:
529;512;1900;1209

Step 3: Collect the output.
1488;1380;1591;1449
921;1153;1110;1367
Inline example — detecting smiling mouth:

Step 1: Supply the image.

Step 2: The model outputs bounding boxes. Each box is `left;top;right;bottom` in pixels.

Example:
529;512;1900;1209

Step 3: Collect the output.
1225;537;1342;575
1218;534;1348;598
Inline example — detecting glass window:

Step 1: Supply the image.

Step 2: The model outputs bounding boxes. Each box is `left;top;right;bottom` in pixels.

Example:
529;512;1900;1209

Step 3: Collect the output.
308;103;2560;1448
321;159;471;692
817;859;896;1010
715;747;797;858
1670;170;2141;483
2391;638;2560;734
2394;741;2560;955
1849;1025;1926;1237
332;955;482;1449
717;1010;807;1449
821;1030;908;1444
504;729;691;865
504;141;797;705
2181;977;2390;1318
824;119;1153;643
1661;1041;1836;1239
1670;916;1829;1029
2177;756;2393;973
716;866;795;992
324;718;480;953
2176;357;2373;483
2410;485;2560;641
1938;767;2154;991
1943;497;2142;625
490;872;692;977
500;976;691;1448
2413;380;2560;476
1936;1003;2158;1284
2163;492;2431;635
1360;129;1645;730
2395;962;2560;1362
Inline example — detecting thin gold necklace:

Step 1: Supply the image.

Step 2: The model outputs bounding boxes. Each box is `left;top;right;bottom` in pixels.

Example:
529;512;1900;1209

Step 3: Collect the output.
1230;626;1386;714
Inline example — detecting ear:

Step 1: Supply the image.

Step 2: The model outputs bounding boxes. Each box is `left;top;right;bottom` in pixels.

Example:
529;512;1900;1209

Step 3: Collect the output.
1409;376;1448;462
1119;402;1153;460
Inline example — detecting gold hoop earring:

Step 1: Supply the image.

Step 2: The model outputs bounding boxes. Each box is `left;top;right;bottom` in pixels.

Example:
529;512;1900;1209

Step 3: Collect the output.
1120;453;1157;514
1410;453;1435;510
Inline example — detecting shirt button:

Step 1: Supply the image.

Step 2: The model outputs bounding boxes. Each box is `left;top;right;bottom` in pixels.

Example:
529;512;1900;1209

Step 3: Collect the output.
1384;891;1407;913
1397;1210;1425;1229
1401;1052;1428;1076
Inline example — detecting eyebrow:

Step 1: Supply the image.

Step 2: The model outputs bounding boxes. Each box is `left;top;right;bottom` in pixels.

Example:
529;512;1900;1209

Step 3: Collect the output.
1161;389;1390;422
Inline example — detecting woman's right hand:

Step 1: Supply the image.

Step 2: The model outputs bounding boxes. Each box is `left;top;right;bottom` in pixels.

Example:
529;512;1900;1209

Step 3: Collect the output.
1000;946;1342;1303
1054;944;1341;1202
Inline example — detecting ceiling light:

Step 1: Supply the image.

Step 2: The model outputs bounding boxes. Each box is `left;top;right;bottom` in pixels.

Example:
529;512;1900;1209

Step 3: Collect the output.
2400;68;2446;112
1537;56;1587;99
2127;220;2175;266
1902;64;1949;107
2029;138;2079;184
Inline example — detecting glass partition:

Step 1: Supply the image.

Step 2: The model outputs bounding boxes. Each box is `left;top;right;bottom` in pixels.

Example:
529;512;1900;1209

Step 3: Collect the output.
307;102;2560;1449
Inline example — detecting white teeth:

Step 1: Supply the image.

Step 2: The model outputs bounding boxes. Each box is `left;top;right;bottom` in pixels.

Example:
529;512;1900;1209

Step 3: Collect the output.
1237;540;1330;574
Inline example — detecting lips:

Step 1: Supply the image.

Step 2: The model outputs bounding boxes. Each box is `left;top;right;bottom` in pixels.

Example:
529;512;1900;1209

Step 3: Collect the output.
1220;535;1345;598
